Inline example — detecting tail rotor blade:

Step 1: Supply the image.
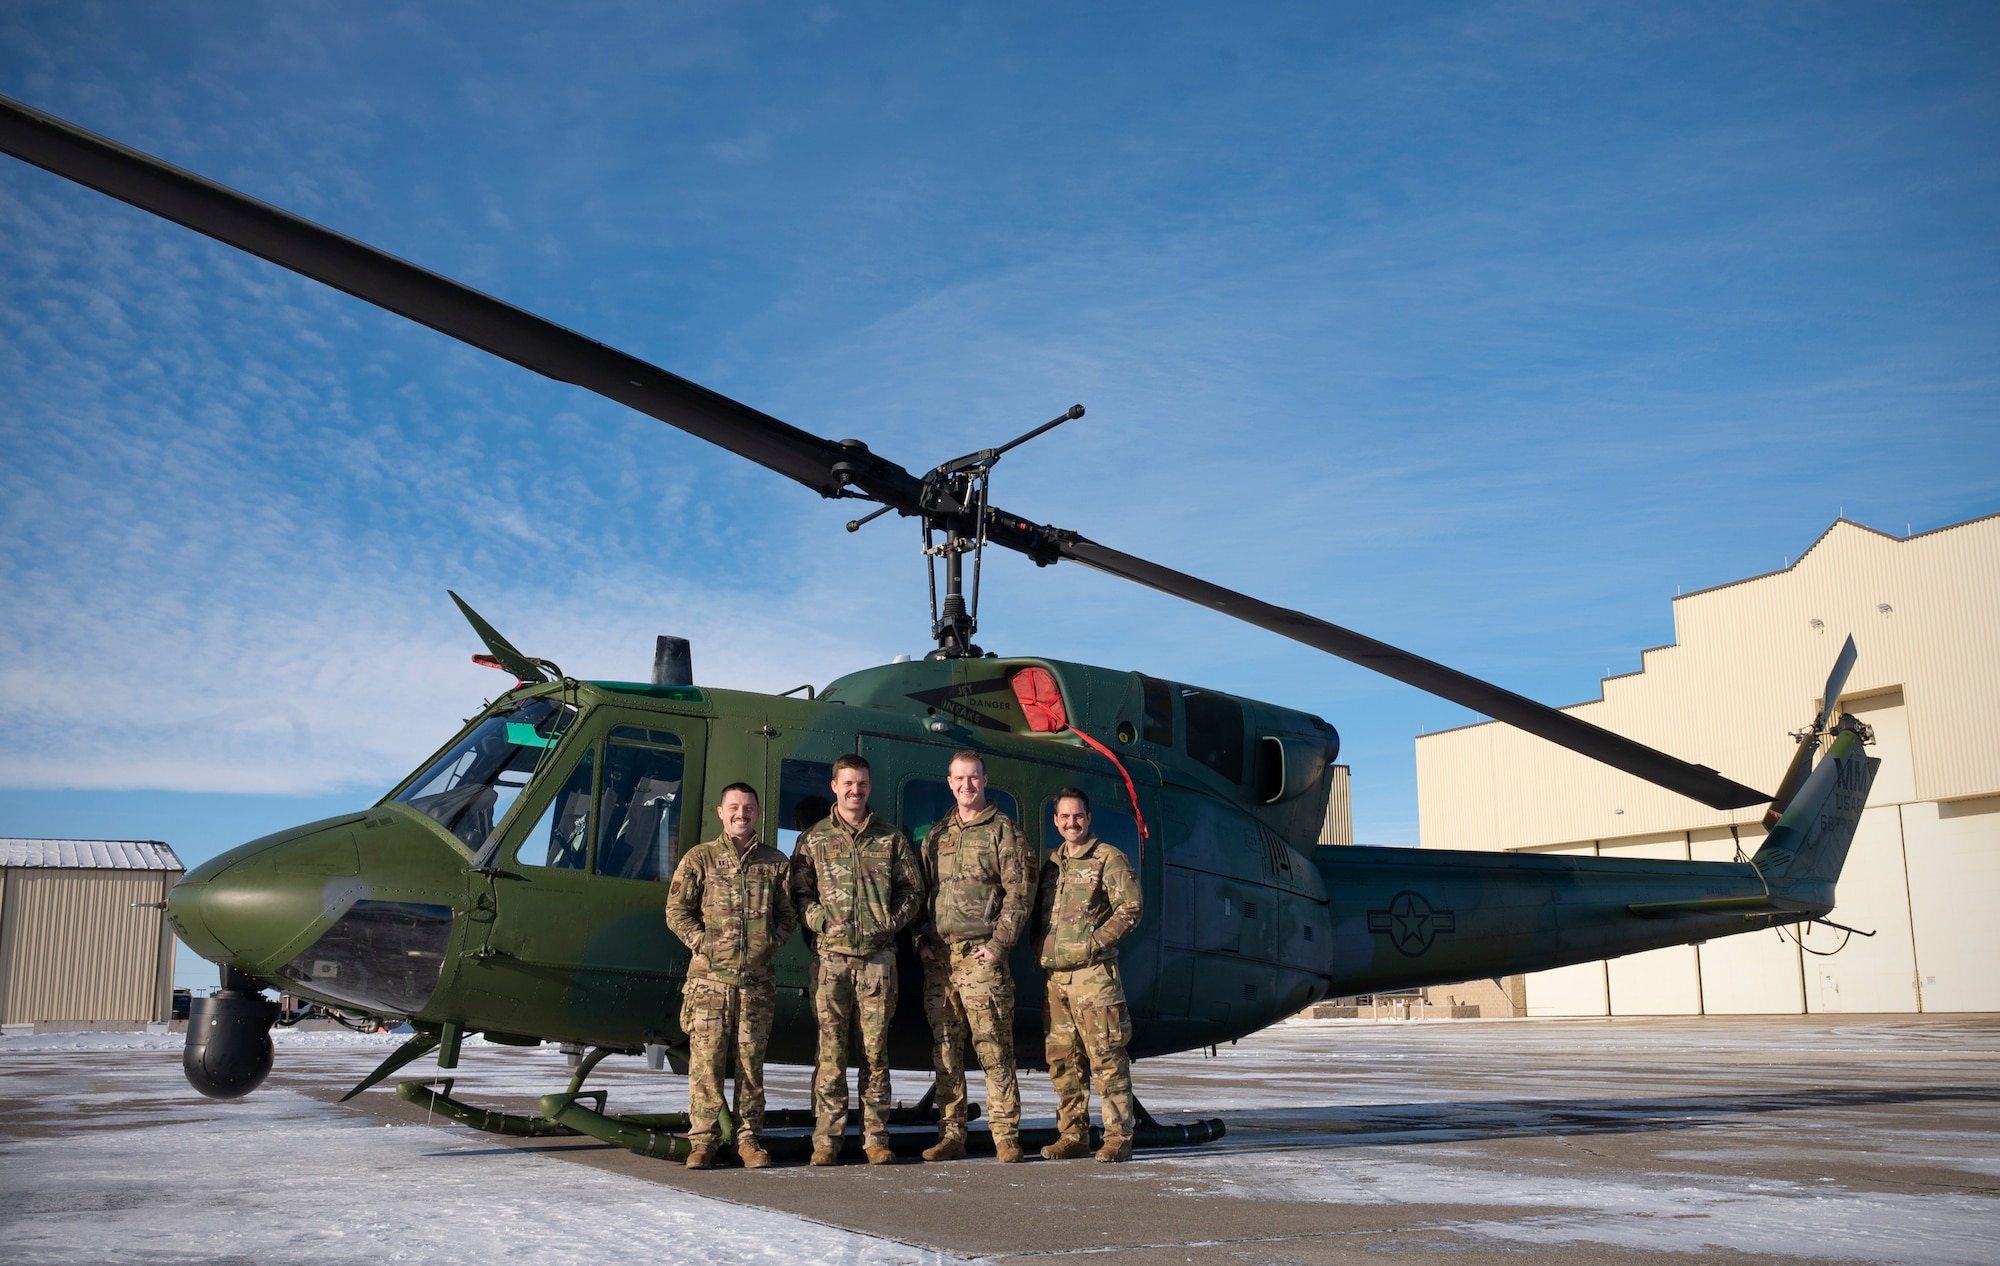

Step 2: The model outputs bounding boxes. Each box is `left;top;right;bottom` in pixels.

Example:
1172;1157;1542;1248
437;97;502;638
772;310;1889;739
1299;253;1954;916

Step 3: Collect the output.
1765;634;1861;828
1816;635;1859;732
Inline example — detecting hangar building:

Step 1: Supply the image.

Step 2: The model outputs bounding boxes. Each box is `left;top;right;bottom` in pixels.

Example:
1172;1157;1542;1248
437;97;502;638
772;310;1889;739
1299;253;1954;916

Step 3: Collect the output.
1415;514;1999;1016
0;838;183;1030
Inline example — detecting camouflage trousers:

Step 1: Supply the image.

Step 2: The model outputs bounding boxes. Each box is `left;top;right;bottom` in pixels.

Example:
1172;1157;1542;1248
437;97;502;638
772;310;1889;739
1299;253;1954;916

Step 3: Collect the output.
921;941;1019;1143
680;973;776;1145
813;948;898;1150
1045;961;1134;1145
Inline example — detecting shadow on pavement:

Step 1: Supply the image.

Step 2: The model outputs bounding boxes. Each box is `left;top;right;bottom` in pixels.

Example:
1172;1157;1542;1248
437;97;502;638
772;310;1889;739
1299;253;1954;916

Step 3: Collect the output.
1221;1084;2000;1148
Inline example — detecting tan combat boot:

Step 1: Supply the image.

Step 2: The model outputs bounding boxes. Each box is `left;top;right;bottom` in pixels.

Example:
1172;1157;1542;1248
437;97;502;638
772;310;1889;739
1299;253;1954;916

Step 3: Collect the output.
864;1143;898;1166
809;1142;840;1166
737;1137;772;1169
921;1131;967;1162
685;1143;717;1170
1094;1136;1133;1163
1039;1135;1090;1160
994;1137;1024;1163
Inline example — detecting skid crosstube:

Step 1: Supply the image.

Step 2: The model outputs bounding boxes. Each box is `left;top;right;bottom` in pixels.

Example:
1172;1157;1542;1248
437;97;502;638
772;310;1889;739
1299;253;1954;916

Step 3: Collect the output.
394;1074;1223;1161
538;1090;1224;1161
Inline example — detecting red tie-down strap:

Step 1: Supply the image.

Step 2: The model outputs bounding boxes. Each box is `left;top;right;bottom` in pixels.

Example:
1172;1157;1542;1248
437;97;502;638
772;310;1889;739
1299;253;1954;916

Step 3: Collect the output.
1008;667;1151;845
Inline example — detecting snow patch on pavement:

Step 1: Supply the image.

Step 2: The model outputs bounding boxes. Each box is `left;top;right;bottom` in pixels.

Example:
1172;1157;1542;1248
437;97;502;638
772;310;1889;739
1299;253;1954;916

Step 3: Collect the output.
0;1051;965;1266
1144;1130;1997;1264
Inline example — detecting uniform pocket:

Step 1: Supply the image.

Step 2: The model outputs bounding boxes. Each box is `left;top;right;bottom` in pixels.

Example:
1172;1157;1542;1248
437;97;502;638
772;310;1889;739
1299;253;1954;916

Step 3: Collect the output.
857;954;897;1002
1077;961;1127;1010
1080;1003;1132;1055
679;977;731;1031
953;947;1012;1002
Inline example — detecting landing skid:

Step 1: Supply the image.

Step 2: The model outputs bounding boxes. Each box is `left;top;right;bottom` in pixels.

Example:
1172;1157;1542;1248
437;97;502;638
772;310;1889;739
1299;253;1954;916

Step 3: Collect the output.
386;1046;1224;1161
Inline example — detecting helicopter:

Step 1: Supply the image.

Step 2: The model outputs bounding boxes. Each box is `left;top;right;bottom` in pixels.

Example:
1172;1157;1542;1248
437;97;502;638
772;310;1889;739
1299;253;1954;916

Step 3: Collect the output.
1;95;1880;1161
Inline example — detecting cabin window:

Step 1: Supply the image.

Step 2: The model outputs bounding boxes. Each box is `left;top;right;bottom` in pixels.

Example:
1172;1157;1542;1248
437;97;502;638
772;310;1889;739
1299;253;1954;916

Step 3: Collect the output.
1140;676;1174;746
595;726;685;882
1042;799;1139;860
777;758;835;855
393;696;574;850
516;747;595;870
902;779;1020;845
1180;687;1244;783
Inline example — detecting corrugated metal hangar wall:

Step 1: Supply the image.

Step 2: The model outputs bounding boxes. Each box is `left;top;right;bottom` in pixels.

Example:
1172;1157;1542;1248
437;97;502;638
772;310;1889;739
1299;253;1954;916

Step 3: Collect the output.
0;839;183;1028
1415;513;2000;1015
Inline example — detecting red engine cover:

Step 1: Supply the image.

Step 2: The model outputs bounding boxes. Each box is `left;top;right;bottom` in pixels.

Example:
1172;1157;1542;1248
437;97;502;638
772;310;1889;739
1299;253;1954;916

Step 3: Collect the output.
1009;666;1068;733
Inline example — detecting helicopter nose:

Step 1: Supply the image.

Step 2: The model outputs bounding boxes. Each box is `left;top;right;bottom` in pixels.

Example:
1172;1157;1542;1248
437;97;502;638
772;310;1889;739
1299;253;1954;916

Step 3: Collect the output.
168;814;366;974
165;878;229;963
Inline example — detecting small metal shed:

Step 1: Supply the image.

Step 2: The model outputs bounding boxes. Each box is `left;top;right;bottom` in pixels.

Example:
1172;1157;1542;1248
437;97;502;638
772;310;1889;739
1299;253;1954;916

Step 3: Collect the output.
0;838;184;1029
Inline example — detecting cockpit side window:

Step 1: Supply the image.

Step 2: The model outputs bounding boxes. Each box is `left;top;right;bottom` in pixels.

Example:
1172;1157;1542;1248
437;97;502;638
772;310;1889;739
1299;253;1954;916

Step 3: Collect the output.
594;726;685;882
517;747;595;870
393;696;573;851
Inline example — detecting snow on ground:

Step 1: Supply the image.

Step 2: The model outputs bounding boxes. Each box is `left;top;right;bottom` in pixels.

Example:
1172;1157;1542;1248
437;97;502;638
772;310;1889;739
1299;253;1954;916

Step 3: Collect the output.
4;1017;1998;1264
0;1034;966;1266
1118;1017;2000;1264
1145;1142;2000;1264
1;1028;410;1054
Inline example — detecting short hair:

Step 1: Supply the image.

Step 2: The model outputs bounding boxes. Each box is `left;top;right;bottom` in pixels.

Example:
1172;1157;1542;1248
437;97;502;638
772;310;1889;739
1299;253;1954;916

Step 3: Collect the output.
718;782;759;803
1053;787;1091;812
831;753;871;777
948;749;985;773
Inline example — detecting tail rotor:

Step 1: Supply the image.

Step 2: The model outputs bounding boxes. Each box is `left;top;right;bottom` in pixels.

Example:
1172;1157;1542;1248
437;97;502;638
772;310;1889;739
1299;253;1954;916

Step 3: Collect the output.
1763;634;1858;829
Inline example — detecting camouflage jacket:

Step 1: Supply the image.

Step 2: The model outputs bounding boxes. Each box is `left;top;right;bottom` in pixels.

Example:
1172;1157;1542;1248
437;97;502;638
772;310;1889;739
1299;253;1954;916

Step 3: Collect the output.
1034;836;1142;971
920;802;1037;951
789;809;922;959
665;834;798;986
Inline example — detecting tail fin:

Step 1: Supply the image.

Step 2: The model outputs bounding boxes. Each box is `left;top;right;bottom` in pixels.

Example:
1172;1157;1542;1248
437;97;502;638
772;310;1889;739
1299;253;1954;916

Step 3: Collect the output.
1749;717;1878;906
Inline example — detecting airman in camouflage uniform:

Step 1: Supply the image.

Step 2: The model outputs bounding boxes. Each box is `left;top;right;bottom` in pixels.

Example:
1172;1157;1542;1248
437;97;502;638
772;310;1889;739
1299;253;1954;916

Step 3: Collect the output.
1034;787;1143;1162
665;782;797;1170
788;754;923;1165
917;750;1036;1163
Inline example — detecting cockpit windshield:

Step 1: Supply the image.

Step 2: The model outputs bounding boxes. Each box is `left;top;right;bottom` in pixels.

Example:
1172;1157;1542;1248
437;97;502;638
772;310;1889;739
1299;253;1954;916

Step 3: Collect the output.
391;696;574;850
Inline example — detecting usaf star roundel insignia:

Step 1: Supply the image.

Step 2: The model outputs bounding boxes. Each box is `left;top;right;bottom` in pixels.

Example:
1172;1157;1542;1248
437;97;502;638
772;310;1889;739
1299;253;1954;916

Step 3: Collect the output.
1366;890;1457;957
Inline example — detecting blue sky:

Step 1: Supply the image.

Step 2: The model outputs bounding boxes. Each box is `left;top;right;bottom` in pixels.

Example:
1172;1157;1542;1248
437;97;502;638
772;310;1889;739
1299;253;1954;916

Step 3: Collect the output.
2;4;1995;988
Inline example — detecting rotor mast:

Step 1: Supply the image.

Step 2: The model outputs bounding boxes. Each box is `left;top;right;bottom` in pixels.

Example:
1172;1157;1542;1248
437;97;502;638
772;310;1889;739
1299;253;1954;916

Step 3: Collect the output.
868;404;1084;659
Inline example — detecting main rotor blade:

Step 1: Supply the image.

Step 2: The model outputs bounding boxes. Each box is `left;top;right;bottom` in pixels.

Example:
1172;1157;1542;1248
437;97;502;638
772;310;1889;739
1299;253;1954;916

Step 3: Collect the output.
0;94;925;509
1;94;1771;811
1048;534;1770;811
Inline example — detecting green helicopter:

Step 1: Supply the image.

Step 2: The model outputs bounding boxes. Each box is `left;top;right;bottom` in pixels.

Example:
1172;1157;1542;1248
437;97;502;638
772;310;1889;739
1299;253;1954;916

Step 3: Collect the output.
1;95;1879;1161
